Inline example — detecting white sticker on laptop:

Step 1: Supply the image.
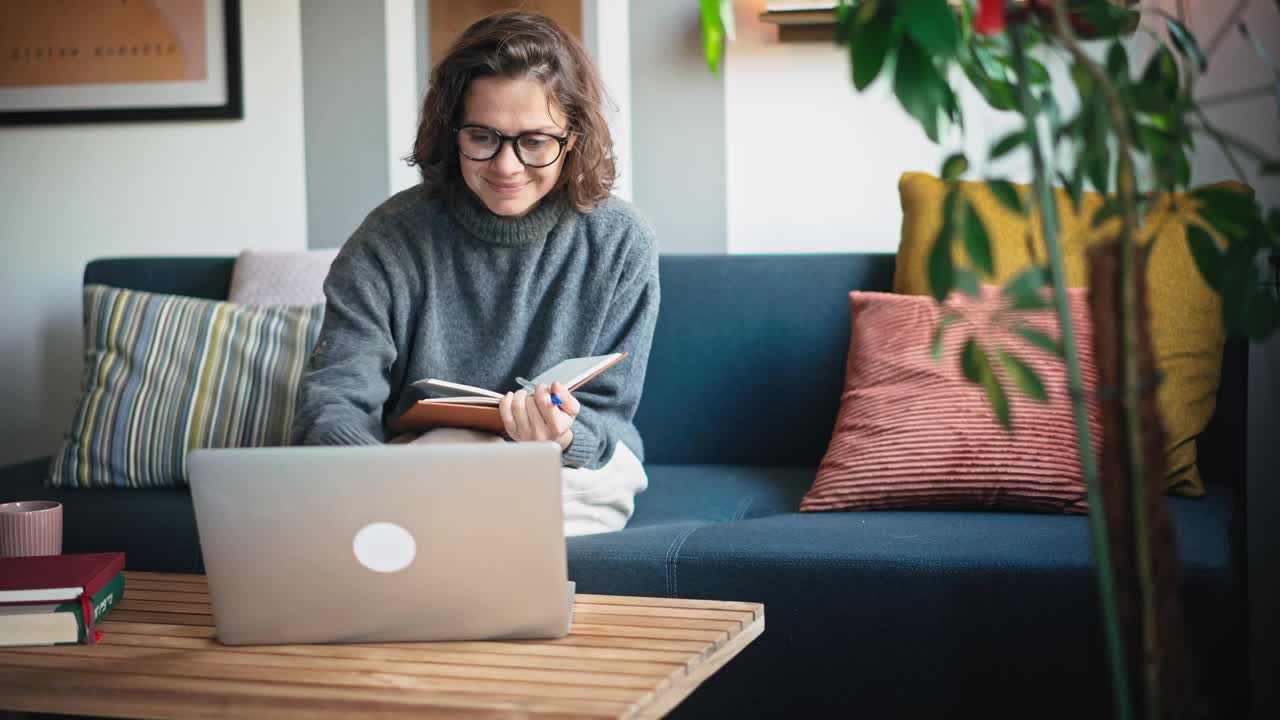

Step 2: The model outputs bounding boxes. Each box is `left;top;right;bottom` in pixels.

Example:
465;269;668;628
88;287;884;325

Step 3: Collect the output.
352;522;417;573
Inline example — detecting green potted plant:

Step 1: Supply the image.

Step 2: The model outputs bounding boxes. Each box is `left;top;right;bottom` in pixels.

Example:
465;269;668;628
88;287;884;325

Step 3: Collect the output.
701;1;1280;718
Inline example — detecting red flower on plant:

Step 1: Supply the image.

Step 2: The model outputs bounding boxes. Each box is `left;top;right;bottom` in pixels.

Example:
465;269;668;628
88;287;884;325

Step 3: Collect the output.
975;0;1006;35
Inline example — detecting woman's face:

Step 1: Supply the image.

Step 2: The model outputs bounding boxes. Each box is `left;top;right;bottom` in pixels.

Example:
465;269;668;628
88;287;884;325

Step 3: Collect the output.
458;76;574;218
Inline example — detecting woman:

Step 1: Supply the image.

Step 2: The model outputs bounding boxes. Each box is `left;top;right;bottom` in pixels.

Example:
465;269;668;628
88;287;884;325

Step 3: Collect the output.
291;11;659;536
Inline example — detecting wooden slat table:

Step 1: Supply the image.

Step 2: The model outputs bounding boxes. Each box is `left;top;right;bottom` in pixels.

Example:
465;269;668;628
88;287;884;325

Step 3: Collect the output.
0;572;764;719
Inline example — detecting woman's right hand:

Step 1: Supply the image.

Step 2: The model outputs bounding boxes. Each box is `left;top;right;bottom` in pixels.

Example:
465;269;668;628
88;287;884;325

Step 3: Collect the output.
499;381;580;451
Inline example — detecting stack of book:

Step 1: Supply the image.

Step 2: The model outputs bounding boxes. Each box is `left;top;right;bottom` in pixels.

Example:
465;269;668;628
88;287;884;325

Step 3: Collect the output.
0;552;125;647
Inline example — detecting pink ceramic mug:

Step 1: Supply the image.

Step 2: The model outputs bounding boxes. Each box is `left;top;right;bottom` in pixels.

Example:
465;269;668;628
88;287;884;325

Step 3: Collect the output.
0;500;63;558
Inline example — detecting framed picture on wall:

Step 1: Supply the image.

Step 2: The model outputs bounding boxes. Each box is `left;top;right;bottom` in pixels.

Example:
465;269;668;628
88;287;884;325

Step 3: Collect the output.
0;0;242;125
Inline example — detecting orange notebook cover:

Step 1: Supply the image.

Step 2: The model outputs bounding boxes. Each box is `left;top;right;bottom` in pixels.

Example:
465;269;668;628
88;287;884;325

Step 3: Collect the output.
397;353;628;434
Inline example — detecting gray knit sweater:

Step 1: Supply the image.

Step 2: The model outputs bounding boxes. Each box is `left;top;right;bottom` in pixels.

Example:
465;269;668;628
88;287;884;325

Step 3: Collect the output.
291;186;660;469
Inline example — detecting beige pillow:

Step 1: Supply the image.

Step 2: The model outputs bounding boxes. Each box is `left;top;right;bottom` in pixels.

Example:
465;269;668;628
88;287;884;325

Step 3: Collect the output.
228;249;339;306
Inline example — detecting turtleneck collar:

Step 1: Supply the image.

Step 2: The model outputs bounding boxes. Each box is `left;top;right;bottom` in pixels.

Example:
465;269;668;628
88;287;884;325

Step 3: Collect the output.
445;188;571;247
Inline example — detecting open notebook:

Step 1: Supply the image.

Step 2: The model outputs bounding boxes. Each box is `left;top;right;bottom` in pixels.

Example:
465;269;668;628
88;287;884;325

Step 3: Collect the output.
397;353;628;434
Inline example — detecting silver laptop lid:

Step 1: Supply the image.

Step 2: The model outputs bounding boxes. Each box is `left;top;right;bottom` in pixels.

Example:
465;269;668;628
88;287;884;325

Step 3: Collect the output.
188;442;569;645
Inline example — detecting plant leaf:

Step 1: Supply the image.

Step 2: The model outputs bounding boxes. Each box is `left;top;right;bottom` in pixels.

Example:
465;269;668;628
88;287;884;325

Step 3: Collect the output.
990;129;1028;159
1011;291;1053;311
961;58;1018;111
850;4;895;91
1193;185;1262;239
987;179;1024;214
976;350;1013;429
1092;197;1123;228
1026;57;1051;86
1173;144;1191;188
1069;1;1140;39
1186;223;1224;292
904;0;959;58
1086;141;1111;193
961;337;983;383
1138;124;1175;183
1014;325;1065;357
942;152;969;181
699;0;728;76
928;188;960;301
928;227;954;302
963;203;994;276
1071;62;1093;98
1106;41;1130;85
1003;265;1048;307
1059;170;1084;214
998;350;1049;402
931;313;961;361
1220;237;1257;336
894;36;947;142
833;2;855;45
1166;16;1207;73
1137;46;1179;113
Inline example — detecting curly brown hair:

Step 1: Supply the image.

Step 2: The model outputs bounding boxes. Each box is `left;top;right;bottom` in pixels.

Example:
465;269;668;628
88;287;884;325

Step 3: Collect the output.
410;11;616;212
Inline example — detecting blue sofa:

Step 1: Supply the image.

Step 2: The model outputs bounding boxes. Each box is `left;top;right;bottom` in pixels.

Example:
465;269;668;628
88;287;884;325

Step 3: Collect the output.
0;254;1249;718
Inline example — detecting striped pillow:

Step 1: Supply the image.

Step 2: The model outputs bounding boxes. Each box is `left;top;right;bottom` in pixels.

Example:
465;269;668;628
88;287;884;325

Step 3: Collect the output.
49;285;324;488
802;287;1101;514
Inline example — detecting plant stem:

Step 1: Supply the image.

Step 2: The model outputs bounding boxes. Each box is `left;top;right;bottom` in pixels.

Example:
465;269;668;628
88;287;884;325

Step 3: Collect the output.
1052;5;1157;719
1008;24;1133;720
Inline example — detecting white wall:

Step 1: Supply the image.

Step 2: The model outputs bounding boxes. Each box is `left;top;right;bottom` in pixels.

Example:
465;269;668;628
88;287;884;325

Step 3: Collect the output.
0;0;308;465
723;0;1278;254
386;0;421;195
590;0;634;202
723;0;1023;254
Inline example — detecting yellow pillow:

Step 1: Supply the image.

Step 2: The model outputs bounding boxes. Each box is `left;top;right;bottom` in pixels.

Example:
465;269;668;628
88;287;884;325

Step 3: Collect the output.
896;171;1232;497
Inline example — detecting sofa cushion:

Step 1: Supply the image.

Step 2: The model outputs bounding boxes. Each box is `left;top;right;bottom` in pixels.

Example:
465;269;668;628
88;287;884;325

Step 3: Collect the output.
896;172;1234;497
627;464;814;528
633;254;896;466
803;287;1099;513
568;484;1243;718
228;249;338;306
50;285;324;488
0;458;202;573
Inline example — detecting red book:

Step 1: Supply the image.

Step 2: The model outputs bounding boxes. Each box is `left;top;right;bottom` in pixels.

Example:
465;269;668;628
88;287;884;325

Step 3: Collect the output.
0;552;125;604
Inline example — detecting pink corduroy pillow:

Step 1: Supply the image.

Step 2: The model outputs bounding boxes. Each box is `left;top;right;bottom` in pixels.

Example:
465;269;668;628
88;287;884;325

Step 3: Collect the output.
802;287;1101;515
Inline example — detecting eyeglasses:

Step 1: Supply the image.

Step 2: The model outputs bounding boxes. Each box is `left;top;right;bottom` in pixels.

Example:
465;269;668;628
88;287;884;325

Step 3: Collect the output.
454;125;570;168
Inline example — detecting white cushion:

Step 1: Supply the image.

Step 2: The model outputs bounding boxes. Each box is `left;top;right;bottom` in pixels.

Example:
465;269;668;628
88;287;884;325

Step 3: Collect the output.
228;249;339;306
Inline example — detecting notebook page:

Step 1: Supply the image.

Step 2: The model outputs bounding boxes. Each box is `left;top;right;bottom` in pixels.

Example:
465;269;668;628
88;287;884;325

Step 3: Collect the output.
528;354;623;389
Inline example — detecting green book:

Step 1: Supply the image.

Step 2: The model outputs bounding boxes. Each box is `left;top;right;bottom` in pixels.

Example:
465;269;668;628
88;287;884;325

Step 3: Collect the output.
0;571;125;647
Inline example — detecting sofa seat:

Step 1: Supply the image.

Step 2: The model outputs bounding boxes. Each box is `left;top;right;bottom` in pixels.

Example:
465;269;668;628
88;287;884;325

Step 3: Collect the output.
570;478;1242;718
627;464;815;527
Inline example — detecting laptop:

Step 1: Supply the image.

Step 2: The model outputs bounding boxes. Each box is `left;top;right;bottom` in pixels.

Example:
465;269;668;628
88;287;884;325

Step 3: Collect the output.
187;442;574;646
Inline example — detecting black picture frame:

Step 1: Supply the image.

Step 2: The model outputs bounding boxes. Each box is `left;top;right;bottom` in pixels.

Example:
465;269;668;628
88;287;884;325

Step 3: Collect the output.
0;0;242;125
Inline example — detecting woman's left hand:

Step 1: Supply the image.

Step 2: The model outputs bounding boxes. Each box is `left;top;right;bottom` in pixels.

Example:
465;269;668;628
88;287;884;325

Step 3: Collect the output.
499;381;580;451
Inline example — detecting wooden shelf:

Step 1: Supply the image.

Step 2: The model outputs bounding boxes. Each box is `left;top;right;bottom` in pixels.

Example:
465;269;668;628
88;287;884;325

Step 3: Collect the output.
758;9;837;42
758;9;837;26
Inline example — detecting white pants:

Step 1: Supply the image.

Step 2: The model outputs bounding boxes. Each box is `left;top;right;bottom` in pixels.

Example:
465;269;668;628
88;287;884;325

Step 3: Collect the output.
406;428;647;536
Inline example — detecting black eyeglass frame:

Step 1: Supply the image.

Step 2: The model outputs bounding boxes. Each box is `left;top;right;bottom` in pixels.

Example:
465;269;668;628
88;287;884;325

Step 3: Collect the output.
453;124;571;168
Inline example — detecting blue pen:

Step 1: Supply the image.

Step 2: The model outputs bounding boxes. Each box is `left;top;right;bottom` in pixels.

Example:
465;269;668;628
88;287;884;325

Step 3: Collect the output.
515;377;563;408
